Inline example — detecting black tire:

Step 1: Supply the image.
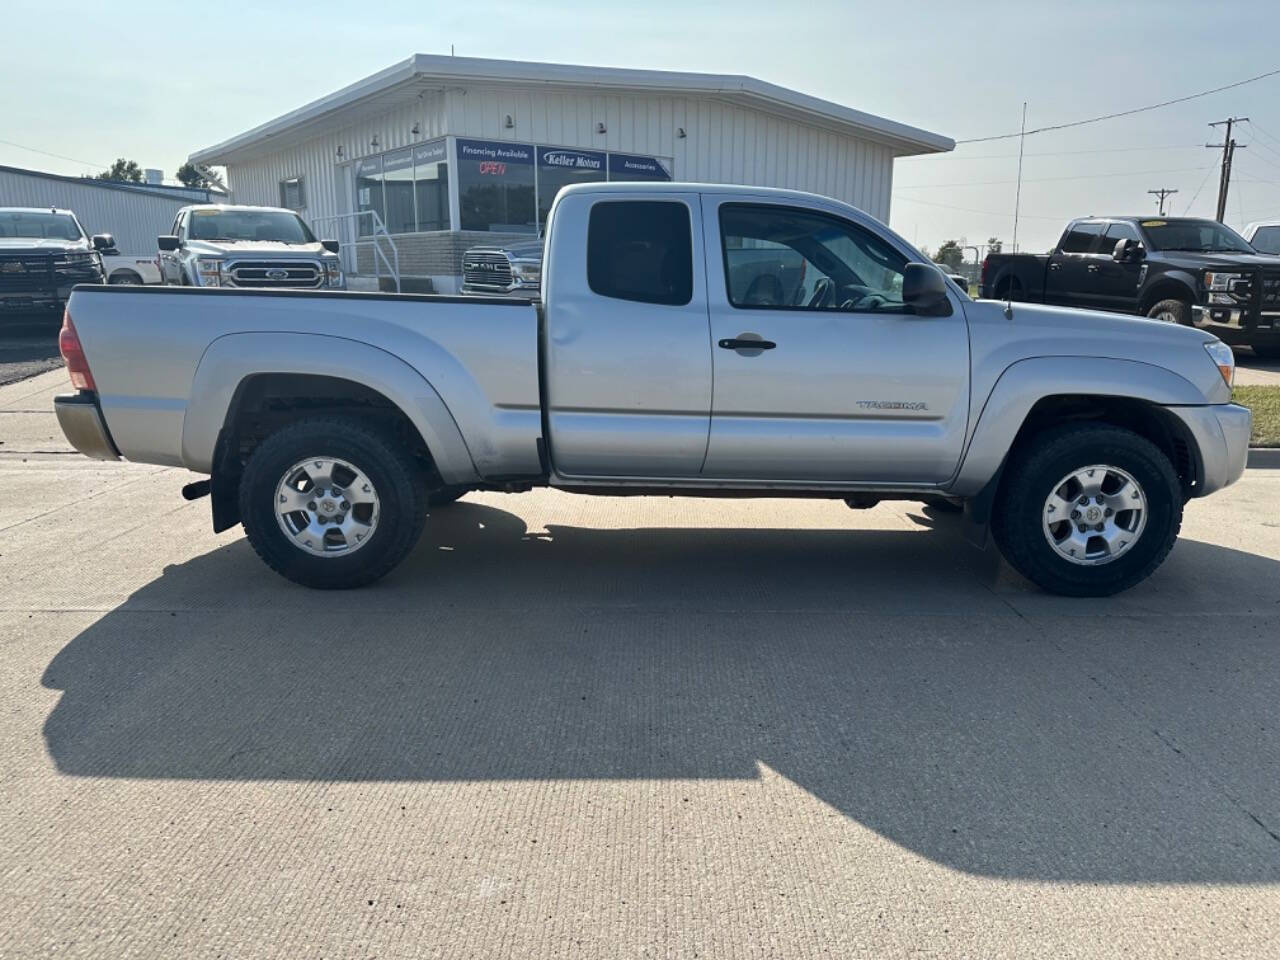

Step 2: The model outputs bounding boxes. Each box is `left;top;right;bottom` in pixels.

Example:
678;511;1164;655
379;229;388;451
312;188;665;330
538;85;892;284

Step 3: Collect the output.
428;486;467;507
1146;297;1192;325
239;417;427;589
992;424;1182;597
1249;344;1280;360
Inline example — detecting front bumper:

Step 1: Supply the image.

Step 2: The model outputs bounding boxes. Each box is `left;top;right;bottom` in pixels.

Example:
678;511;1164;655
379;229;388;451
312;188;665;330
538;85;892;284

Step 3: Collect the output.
1;287;72;311
1192;305;1280;342
1165;402;1252;496
54;394;120;461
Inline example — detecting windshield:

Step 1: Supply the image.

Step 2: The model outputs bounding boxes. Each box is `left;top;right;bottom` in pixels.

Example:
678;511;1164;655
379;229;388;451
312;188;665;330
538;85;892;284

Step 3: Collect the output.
0;211;83;241
1141;219;1253;254
188;209;315;244
1249;225;1280;256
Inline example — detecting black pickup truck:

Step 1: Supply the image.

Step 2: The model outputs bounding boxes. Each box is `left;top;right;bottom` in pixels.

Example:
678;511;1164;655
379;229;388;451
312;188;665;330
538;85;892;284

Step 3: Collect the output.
0;208;108;318
980;216;1280;357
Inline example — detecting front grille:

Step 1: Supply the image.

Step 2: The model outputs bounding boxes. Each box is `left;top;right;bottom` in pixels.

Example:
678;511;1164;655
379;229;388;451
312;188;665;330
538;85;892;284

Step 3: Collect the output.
462;253;513;288
1259;270;1280;309
0;255;54;292
226;260;323;289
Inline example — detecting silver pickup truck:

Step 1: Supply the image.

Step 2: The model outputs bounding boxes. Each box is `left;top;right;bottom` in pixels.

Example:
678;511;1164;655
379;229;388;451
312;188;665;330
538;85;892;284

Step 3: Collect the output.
54;182;1250;596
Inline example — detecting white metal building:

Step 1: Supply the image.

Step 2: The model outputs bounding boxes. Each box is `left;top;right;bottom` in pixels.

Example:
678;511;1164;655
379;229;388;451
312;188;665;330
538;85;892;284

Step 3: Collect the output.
189;55;952;291
0;165;214;256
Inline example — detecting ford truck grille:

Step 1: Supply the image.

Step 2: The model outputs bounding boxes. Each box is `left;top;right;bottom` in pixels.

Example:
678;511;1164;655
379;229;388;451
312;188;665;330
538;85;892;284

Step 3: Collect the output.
226;260;323;289
463;253;513;289
1259;270;1280;309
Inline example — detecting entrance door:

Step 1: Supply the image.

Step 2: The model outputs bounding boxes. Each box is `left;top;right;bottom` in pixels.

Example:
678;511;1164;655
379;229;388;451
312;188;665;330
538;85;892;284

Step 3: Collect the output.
700;197;970;484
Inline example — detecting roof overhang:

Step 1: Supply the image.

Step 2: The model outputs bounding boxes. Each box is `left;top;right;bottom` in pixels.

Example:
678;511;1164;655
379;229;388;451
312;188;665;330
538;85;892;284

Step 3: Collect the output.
190;54;952;166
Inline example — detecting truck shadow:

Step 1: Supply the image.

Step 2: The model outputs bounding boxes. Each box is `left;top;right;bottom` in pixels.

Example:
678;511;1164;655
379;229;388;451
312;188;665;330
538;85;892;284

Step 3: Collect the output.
41;500;1280;883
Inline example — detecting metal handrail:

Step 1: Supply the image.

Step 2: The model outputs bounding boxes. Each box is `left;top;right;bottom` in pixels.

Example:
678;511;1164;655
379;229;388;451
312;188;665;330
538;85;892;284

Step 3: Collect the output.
311;210;401;293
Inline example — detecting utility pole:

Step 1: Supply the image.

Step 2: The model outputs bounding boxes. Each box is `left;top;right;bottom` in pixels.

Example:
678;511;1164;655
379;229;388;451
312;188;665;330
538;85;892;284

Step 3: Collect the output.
1208;117;1248;222
1147;188;1178;216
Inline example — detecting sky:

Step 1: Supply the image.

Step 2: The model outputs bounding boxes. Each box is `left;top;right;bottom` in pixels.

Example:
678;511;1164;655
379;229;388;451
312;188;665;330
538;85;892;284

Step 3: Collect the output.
5;0;1280;255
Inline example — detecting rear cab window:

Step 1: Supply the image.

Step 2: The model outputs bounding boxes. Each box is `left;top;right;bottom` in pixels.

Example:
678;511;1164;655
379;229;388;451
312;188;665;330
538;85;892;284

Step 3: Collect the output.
1059;222;1105;255
586;201;693;306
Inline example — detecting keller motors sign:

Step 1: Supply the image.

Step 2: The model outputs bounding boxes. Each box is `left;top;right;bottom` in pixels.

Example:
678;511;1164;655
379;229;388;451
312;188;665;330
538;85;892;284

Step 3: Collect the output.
537;146;605;173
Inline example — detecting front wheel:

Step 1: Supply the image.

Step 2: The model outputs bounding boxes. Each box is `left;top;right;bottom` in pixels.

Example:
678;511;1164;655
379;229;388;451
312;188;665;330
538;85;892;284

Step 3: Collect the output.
239;417;427;589
1146;298;1192;325
992;424;1182;596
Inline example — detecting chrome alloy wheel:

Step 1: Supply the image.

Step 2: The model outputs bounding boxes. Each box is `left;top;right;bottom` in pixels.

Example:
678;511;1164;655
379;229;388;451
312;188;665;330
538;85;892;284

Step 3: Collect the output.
1154;308;1179;323
1041;464;1147;566
274;457;380;557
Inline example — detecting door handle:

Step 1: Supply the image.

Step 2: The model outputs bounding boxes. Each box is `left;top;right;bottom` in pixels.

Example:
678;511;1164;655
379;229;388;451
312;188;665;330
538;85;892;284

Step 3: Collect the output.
1086;264;1099;273
719;337;777;350
1048;262;1061;271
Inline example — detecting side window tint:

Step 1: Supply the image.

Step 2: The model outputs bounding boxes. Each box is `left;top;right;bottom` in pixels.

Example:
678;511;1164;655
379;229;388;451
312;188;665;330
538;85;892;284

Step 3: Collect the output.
587;201;692;306
1061;223;1103;254
1252;226;1280;255
719;204;909;312
1104;222;1141;244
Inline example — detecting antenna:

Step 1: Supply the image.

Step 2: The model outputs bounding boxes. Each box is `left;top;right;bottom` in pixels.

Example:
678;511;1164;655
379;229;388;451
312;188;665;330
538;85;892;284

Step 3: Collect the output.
1006;102;1027;318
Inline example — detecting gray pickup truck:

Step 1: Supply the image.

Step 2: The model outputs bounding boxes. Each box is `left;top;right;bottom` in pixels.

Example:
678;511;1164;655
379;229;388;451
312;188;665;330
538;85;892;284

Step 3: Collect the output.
54;182;1250;596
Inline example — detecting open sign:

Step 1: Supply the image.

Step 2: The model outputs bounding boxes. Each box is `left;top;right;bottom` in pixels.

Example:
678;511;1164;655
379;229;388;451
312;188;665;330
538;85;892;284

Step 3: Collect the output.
478;162;508;176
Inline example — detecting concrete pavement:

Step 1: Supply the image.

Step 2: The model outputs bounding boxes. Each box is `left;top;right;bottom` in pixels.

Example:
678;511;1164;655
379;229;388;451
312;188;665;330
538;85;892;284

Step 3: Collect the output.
2;368;1279;959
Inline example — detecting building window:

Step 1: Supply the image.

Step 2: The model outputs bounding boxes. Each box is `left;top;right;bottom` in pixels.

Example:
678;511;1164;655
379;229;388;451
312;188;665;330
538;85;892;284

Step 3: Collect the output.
413;140;448;232
588;200;692;306
537;147;606;228
457;139;536;234
279;176;306;211
354;156;385;236
381;149;415;234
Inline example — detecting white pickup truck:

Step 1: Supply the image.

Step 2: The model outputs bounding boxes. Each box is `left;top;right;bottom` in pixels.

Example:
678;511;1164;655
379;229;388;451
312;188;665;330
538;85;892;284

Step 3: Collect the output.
55;182;1250;595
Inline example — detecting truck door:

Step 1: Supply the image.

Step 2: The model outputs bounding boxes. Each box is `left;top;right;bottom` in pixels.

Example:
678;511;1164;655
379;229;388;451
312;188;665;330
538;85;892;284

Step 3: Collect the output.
699;198;969;484
543;193;712;477
1045;221;1104;308
1091;221;1145;313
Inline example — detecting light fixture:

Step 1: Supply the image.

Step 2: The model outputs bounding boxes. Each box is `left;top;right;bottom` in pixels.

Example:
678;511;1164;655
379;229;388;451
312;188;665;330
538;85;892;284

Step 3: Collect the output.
371;135;380;148
596;121;606;134
504;114;514;129
411;122;420;135
335;145;344;161
676;127;686;139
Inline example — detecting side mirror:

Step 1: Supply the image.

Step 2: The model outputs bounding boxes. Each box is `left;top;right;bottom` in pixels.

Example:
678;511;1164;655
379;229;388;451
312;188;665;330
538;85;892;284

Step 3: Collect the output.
321;239;340;254
1113;238;1145;262
157;235;180;252
903;263;953;317
91;233;115;251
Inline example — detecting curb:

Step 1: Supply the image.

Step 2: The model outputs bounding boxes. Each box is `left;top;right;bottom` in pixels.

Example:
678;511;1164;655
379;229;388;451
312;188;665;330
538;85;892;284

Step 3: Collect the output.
1248;447;1280;469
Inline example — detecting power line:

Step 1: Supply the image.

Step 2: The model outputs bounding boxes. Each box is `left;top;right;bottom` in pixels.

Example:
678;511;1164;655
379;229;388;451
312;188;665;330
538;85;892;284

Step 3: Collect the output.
0;137;108;171
1182;165;1218;215
894;165;1212;190
892;194;1064;221
897;143;1205;162
956;66;1280;144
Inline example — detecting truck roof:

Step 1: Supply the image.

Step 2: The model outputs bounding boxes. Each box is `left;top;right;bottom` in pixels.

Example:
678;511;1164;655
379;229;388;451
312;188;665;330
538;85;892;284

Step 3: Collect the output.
1;207;76;216
176;203;300;214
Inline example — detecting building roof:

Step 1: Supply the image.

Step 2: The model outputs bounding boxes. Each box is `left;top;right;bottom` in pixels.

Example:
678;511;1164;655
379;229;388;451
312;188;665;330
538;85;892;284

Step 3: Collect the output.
190;54;953;165
0;164;215;202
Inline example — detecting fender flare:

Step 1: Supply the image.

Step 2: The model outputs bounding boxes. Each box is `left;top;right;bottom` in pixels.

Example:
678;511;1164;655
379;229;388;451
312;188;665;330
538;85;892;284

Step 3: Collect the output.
181;331;479;485
1138;270;1198;312
949;355;1207;497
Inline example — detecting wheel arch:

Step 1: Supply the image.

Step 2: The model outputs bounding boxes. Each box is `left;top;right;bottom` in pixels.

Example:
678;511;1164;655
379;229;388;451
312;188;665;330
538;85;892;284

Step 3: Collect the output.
952;356;1206;499
1138;272;1197;314
107;268;143;284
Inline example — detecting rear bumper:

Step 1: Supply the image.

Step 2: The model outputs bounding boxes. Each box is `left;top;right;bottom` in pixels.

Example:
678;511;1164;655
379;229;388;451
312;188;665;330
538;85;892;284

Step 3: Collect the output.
1165;403;1252;496
54;393;120;461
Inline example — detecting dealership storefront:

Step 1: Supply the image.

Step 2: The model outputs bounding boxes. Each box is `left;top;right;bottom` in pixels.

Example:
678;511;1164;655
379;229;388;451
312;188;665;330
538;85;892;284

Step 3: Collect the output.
189;54;950;291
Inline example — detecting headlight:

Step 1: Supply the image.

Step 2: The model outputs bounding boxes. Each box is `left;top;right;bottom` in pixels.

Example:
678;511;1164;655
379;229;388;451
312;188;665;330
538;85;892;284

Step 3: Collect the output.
63;252;95;265
1208;293;1235;305
324;260;342;286
511;262;541;286
1204;271;1244;292
195;258;222;287
1203;339;1235;387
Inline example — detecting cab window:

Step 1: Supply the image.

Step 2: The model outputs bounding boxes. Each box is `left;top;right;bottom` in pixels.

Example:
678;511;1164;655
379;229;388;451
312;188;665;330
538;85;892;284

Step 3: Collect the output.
1060;222;1104;254
587;200;692;306
718;204;908;312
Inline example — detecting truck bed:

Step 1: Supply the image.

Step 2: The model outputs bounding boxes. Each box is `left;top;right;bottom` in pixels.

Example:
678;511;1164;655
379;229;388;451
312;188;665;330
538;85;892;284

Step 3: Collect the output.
66;284;544;480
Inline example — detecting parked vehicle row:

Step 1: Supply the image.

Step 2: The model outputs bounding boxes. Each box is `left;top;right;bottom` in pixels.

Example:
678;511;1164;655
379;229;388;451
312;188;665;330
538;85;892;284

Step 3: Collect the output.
55;182;1249;597
980;216;1280;357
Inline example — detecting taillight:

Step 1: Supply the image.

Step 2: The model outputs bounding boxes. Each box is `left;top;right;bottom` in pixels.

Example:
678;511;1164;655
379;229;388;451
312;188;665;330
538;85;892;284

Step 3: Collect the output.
980;257;990;285
59;310;96;391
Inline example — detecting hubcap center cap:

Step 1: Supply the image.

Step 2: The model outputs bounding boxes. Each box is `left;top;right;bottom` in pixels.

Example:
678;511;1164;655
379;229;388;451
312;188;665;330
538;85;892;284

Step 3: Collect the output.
1085;506;1102;522
318;499;339;516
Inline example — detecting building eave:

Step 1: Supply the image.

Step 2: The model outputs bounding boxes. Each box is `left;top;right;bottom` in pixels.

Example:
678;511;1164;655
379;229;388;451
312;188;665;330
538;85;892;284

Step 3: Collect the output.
189;54;952;166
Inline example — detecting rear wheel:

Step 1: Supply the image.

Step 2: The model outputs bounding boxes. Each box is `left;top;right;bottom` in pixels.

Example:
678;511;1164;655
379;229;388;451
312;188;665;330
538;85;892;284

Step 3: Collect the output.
1146;298;1192;325
108;271;142;285
239;417;427;589
992;424;1182;596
